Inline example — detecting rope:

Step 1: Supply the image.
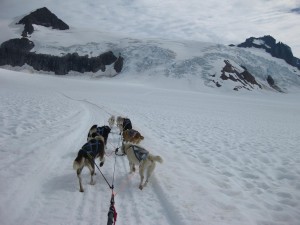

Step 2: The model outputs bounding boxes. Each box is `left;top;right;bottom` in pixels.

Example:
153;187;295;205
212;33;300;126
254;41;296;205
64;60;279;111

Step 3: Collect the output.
111;152;117;187
58;91;123;224
87;153;113;190
107;138;119;225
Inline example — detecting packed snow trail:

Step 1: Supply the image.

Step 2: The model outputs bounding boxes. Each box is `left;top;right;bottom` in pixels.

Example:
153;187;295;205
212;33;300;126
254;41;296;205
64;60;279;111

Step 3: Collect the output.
58;92;185;225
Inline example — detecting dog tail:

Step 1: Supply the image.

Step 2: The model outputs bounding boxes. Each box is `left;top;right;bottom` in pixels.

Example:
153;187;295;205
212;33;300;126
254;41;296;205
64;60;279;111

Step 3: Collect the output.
149;154;163;164
73;150;85;170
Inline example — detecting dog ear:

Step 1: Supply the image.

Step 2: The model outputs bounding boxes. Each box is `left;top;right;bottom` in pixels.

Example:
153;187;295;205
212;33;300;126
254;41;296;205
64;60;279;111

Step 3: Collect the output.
91;124;97;129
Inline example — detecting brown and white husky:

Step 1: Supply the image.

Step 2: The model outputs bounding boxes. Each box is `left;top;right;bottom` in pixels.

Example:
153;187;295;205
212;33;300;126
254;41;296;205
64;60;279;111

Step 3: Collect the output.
121;142;163;190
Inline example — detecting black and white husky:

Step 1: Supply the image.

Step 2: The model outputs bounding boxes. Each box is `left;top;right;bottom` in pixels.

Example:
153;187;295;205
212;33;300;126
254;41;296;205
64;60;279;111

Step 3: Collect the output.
121;142;163;190
73;135;106;192
87;124;111;144
116;116;132;134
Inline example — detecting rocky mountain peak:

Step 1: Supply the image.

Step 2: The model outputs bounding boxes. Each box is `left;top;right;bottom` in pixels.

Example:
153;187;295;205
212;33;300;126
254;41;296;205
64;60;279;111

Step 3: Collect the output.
237;35;299;70
17;7;69;37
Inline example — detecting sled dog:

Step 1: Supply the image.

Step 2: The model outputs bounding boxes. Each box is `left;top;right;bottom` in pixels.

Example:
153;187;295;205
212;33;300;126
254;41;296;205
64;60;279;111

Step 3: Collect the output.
73;135;106;192
87;124;111;144
122;129;144;144
121;142;163;190
108;115;115;128
116;116;132;134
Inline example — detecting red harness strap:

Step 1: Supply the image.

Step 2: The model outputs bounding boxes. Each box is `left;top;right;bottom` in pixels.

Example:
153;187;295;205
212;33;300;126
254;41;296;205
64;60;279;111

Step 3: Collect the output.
112;205;117;225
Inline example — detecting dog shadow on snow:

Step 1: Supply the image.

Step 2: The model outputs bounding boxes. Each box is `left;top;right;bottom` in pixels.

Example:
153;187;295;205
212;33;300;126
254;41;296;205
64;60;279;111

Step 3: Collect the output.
42;152;81;193
43;172;79;193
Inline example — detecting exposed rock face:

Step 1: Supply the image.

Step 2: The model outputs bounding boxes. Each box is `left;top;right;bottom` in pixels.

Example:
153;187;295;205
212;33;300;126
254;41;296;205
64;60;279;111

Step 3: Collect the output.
0;38;34;52
267;75;283;92
213;60;285;92
114;54;124;73
237;35;300;70
222;60;261;89
0;7;124;75
0;38;120;75
17;7;69;37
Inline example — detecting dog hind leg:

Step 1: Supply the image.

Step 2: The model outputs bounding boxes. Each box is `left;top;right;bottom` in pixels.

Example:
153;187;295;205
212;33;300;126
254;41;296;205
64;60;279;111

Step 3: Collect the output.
87;162;95;185
129;162;135;173
99;157;105;167
139;162;146;190
76;168;84;192
143;162;156;189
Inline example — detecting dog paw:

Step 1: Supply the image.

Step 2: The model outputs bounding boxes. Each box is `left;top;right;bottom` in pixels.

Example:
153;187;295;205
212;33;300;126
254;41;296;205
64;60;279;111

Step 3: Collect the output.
90;181;95;185
139;185;143;190
80;189;84;192
100;162;104;167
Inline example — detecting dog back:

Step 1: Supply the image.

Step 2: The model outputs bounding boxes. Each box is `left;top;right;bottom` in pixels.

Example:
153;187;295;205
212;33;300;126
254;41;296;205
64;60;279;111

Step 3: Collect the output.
123;129;144;143
87;125;111;143
96;126;111;139
81;137;105;159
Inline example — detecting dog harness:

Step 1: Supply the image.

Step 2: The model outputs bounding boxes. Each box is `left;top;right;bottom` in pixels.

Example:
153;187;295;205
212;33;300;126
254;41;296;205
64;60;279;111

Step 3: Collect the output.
131;145;149;162
81;139;102;158
96;126;106;136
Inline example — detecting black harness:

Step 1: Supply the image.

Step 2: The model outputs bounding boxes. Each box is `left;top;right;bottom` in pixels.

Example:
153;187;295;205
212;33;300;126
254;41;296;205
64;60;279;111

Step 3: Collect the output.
96;126;108;136
80;139;103;158
132;145;149;161
123;145;148;161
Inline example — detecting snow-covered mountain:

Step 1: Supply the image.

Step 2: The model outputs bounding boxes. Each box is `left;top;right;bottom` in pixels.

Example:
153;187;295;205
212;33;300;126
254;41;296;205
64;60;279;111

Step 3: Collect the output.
237;35;300;70
1;7;300;93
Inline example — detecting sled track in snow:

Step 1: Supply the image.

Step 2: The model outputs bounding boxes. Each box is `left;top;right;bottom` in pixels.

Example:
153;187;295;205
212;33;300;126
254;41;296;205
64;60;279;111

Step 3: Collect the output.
59;92;185;225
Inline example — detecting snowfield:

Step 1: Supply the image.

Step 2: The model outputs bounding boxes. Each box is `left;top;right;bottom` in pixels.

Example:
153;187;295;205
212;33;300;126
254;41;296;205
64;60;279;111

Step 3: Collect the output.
1;68;300;225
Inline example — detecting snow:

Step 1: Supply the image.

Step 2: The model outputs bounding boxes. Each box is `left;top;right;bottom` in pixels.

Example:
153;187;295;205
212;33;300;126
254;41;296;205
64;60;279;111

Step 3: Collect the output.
252;39;271;49
1;68;300;225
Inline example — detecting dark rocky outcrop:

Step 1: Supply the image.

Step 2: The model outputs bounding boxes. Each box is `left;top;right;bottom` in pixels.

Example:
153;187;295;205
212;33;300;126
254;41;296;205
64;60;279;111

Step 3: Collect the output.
0;8;124;75
237;35;300;70
0;38;34;52
0;38;121;75
219;60;262;91
17;7;69;37
113;54;124;73
267;75;283;92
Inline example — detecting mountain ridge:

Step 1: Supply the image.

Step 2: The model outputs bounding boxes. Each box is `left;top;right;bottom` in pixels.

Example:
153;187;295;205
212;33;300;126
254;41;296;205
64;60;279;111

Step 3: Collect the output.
0;7;299;93
236;35;300;70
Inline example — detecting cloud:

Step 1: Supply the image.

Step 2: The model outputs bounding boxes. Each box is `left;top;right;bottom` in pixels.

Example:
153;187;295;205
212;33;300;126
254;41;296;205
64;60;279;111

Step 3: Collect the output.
0;0;299;57
290;7;300;14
